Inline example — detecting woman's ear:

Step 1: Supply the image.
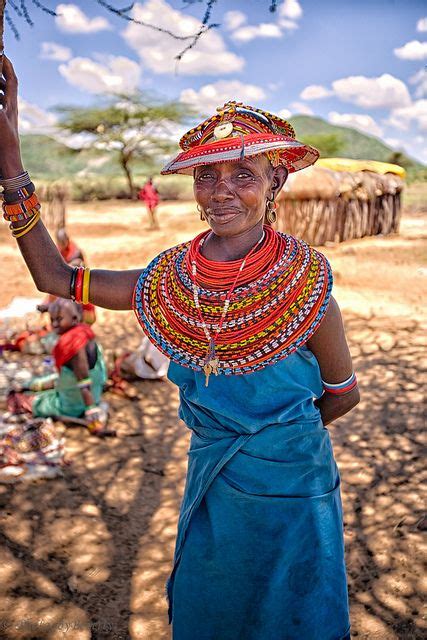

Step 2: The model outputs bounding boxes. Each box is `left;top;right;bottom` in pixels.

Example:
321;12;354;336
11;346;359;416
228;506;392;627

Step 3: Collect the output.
270;166;288;199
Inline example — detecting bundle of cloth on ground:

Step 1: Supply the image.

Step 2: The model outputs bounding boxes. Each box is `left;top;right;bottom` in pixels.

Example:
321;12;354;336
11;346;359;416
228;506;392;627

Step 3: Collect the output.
0;417;66;482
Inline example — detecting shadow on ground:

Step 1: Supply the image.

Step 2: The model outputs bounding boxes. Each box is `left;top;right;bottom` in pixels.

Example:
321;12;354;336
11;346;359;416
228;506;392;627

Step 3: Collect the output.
0;310;425;639
334;313;425;640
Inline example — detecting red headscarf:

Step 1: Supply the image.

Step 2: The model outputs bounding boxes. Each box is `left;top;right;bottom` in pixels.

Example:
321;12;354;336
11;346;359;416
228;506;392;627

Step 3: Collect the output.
53;323;95;370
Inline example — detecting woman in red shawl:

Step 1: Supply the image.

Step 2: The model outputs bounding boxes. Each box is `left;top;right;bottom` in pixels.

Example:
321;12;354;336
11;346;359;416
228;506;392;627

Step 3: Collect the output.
138;177;160;229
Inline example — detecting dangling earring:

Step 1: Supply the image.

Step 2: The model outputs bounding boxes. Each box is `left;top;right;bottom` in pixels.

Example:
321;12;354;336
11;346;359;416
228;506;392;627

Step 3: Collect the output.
197;204;205;221
265;196;277;224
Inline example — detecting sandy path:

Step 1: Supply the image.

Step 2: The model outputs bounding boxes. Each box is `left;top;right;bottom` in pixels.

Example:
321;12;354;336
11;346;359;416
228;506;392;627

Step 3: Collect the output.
0;200;425;639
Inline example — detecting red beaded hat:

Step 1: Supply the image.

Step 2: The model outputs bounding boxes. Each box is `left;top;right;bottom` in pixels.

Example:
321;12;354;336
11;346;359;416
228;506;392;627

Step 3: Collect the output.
161;101;319;175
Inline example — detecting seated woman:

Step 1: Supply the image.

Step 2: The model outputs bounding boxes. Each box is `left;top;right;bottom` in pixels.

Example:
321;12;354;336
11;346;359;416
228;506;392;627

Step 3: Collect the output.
7;299;113;437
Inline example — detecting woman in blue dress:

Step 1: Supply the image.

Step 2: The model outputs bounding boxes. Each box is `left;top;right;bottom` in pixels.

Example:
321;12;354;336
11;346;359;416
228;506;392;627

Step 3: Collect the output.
1;57;359;639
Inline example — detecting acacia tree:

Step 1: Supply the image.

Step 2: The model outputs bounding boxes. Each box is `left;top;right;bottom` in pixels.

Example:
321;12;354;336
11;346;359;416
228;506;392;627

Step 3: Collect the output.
57;94;190;198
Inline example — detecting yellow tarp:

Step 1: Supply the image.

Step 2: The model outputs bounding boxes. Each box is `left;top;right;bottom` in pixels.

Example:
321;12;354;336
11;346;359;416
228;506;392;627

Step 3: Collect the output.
317;158;406;178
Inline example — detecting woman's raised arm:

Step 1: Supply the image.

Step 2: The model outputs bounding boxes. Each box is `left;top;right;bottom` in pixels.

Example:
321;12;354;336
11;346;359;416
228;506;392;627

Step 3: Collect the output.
0;56;142;311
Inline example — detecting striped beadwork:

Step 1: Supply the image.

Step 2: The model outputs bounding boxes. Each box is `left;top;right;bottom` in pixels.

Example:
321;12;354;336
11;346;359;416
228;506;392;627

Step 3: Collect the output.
133;229;333;376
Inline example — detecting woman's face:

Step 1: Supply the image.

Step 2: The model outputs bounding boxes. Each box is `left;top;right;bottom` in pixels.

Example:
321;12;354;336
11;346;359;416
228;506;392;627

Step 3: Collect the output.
193;155;287;238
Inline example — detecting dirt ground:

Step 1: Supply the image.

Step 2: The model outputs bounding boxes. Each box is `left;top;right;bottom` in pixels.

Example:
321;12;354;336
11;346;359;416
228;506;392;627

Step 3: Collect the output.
0;197;426;639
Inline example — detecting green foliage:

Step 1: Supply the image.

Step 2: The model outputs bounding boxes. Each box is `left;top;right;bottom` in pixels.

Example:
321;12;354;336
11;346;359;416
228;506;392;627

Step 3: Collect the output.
20;135;89;179
386;151;414;170
402;181;427;210
405;166;427;185
68;176;130;201
299;133;345;157
155;175;194;201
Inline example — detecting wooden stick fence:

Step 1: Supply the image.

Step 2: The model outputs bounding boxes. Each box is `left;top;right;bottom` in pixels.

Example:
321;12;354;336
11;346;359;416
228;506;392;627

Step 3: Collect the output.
275;169;403;245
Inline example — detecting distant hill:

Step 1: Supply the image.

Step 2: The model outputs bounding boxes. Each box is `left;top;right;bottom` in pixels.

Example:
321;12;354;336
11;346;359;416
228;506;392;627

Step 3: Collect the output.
20;115;422;179
289;115;421;167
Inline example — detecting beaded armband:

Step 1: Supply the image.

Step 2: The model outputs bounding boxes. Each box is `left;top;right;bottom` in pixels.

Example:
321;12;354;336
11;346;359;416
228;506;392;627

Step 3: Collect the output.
77;378;92;390
3;182;36;204
2;193;40;220
322;372;357;395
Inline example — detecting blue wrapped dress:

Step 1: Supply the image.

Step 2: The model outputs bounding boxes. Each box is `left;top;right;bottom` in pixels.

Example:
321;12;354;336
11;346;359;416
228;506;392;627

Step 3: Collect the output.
166;345;350;640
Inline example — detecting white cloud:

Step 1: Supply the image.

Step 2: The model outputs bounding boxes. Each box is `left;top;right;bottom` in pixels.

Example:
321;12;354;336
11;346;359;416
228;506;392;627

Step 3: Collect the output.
409;68;427;99
278;19;299;30
387;139;426;164
226;0;302;44
384;137;403;149
416;17;427;32
180;81;266;114
329;111;383;137
386;100;427;132
394;40;427;61
232;23;282;43
332;73;411;109
55;3;111;33
279;0;303;21
18;98;58;134
415;147;427;163
289;101;313;115
277;108;292;120
300;84;333;100
59;56;141;95
40;42;72;62
122;0;244;75
277;0;302;30
224;10;247;31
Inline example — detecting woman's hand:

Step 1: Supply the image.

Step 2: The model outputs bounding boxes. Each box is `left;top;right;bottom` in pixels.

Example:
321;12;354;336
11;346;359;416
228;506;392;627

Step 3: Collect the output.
0;56;24;178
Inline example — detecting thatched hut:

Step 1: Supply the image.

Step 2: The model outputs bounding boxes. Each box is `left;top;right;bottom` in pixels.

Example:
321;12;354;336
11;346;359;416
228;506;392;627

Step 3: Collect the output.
276;159;405;245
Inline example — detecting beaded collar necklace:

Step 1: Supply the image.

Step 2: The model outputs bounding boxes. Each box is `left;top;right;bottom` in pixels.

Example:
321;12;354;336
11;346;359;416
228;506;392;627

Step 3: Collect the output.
133;226;333;378
191;230;265;386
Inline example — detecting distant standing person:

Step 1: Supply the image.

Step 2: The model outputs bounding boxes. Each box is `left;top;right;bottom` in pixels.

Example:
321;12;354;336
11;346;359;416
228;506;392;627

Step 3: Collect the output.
56;228;85;266
138;178;160;229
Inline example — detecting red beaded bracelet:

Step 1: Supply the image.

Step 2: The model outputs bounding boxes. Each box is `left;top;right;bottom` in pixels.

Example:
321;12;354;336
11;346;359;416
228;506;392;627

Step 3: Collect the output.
74;267;84;303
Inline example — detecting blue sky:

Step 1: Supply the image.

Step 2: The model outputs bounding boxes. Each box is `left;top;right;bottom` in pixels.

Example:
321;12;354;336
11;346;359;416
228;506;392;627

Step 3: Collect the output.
5;0;427;162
